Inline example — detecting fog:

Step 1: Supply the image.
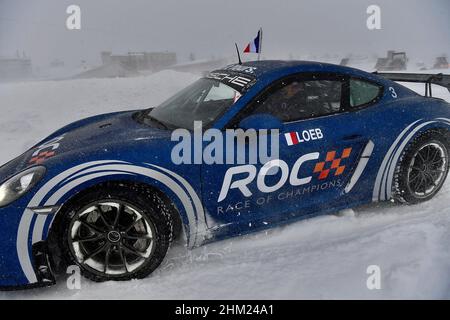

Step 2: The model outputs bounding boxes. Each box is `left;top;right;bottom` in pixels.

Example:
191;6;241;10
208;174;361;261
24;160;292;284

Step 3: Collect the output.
0;0;449;68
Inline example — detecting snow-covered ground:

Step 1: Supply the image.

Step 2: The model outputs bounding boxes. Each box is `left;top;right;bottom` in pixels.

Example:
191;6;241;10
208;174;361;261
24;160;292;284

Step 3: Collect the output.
1;69;450;299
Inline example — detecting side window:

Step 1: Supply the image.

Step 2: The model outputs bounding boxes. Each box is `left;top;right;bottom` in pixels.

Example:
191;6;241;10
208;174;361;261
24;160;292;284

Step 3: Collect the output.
252;79;343;122
349;79;381;108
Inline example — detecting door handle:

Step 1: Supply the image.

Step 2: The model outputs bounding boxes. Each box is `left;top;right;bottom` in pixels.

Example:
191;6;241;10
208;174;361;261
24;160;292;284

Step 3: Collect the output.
342;134;363;141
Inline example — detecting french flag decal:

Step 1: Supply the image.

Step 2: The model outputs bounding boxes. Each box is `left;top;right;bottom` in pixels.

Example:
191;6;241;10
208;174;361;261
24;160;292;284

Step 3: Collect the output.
285;132;300;146
243;29;262;54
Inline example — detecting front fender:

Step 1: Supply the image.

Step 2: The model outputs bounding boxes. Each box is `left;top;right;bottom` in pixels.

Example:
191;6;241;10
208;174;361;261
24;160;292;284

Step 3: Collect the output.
0;159;207;290
0;202;55;290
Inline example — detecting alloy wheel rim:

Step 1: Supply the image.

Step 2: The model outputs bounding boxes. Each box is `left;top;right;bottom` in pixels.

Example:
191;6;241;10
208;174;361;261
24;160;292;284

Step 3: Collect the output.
68;200;155;277
407;142;447;199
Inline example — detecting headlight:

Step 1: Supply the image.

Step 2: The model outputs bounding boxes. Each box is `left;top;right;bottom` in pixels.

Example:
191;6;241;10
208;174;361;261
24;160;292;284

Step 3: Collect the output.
0;166;46;207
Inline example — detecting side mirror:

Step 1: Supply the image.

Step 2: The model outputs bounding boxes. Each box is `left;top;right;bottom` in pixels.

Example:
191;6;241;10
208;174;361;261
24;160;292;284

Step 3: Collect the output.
238;113;284;131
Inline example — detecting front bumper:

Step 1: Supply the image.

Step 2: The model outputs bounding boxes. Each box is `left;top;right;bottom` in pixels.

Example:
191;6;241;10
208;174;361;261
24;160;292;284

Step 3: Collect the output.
0;205;56;290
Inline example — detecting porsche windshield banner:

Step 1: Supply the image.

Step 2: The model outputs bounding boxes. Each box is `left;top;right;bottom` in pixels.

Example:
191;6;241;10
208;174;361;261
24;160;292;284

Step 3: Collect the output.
205;70;256;92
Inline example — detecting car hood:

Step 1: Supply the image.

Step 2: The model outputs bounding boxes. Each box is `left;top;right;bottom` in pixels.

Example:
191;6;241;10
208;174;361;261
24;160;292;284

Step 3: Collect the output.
44;110;169;150
0;110;171;180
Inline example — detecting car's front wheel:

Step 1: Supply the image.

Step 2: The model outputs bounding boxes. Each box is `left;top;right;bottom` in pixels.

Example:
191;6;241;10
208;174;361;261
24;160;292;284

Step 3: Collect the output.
393;130;450;204
56;184;175;282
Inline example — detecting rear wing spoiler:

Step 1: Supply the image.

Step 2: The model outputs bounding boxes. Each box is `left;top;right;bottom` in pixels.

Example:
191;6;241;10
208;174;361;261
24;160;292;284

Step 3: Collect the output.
373;72;450;96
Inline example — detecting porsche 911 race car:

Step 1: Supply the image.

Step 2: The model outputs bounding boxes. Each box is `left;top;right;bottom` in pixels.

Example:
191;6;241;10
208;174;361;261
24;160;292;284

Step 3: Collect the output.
1;61;450;290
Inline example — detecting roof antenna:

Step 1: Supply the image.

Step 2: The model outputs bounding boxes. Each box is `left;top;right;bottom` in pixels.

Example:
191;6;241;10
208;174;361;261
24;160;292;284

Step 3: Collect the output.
235;43;242;65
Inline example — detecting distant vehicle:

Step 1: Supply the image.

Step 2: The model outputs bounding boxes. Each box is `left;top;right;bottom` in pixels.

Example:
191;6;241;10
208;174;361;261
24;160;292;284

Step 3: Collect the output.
339;57;350;66
375;50;408;71
339;54;370;67
433;56;449;69
1;61;450;290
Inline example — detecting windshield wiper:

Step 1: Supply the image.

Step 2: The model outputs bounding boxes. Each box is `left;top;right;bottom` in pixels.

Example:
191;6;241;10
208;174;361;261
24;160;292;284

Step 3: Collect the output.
143;113;169;129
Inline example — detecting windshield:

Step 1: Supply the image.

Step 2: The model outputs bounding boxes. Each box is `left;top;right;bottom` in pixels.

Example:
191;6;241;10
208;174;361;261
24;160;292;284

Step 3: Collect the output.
145;78;242;130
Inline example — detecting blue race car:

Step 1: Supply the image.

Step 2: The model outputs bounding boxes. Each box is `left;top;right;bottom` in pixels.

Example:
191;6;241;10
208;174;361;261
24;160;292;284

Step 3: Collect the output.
1;61;450;290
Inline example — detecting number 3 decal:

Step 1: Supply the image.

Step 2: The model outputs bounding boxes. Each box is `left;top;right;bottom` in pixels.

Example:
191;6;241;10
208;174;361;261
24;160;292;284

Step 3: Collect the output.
389;87;398;98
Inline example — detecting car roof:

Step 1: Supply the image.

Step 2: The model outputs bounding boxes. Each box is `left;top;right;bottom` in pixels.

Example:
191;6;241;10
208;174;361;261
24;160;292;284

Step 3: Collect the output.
215;60;420;98
225;60;366;78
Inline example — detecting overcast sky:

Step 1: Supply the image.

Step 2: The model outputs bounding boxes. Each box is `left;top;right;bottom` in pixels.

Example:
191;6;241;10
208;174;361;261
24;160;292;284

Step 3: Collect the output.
0;0;449;67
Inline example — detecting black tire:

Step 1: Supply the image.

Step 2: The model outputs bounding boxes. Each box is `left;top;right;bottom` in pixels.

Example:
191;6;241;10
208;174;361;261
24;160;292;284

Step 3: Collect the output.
393;130;450;204
56;183;175;282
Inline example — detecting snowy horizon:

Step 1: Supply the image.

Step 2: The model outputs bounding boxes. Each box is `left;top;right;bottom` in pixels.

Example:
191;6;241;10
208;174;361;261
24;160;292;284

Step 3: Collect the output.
1;0;449;69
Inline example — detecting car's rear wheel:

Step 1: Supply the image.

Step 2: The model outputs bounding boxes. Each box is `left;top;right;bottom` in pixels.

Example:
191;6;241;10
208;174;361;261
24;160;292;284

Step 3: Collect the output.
393;130;450;204
57;184;175;282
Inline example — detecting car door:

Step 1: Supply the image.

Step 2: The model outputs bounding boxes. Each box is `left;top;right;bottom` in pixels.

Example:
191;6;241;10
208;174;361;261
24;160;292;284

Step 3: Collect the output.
200;73;382;230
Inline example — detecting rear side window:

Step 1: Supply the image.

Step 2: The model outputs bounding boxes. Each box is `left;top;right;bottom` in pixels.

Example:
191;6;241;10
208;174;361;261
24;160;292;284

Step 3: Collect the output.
350;79;381;107
252;79;344;122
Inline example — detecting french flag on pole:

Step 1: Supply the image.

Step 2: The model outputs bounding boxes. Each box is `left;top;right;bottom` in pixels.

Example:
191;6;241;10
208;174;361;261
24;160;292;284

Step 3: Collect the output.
243;28;262;55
